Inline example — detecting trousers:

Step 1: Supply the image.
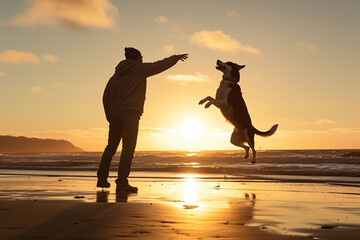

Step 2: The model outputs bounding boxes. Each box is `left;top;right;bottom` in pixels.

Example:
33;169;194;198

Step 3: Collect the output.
97;110;140;185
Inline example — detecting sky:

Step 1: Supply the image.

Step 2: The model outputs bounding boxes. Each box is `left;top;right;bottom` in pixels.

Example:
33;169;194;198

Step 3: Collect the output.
0;0;359;151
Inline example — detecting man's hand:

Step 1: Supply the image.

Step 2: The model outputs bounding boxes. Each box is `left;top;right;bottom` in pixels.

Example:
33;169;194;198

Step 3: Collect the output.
176;54;188;62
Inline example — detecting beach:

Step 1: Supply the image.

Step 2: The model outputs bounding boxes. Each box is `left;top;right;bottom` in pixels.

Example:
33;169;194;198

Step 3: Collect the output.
1;168;360;240
2;0;360;239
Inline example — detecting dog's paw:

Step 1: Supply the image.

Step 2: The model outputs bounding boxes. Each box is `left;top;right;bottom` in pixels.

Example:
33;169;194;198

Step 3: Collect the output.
244;153;249;159
205;102;212;108
198;100;206;105
251;159;256;164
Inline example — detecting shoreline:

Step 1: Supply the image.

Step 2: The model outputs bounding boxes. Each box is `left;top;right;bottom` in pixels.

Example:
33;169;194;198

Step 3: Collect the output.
1;172;360;239
1;169;360;184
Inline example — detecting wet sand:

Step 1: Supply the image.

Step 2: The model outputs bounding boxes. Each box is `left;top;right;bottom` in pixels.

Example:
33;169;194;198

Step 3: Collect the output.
0;173;360;239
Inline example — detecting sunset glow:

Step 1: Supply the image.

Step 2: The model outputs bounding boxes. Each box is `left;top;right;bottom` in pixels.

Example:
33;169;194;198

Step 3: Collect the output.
0;1;359;151
180;118;203;141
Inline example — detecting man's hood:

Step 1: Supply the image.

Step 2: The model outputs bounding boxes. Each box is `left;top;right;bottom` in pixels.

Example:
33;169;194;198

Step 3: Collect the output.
115;59;140;75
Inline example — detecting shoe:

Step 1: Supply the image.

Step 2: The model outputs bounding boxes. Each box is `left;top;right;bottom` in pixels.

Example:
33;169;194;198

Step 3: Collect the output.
97;180;111;188
116;184;138;193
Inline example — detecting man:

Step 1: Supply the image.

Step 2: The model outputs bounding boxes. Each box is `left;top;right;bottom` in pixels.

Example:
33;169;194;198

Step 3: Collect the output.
97;47;188;193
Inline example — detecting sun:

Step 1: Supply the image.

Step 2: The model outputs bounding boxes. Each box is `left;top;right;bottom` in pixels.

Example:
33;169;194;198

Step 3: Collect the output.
180;118;203;141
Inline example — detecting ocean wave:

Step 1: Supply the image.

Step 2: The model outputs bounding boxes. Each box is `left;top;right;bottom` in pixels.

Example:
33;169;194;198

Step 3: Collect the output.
0;150;359;178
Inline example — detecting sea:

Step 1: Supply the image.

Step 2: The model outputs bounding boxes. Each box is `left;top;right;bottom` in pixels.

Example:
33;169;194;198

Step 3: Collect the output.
0;149;360;183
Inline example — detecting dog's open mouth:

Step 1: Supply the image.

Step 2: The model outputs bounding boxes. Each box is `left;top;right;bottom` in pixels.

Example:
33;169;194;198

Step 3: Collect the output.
216;65;226;71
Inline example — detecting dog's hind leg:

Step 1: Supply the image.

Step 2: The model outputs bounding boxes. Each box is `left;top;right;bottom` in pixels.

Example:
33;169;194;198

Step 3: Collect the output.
244;128;256;164
230;129;250;159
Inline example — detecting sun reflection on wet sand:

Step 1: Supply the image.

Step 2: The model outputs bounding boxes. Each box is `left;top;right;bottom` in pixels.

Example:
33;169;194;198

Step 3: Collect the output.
179;174;202;210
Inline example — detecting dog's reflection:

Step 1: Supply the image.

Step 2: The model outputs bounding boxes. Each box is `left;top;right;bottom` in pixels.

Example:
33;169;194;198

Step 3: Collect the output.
96;190;137;202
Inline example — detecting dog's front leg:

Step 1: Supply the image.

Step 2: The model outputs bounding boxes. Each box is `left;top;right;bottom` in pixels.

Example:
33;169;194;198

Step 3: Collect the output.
199;96;214;105
205;99;229;108
204;100;214;108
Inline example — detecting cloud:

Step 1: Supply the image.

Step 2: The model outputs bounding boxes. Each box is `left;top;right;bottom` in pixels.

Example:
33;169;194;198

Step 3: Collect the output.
34;128;107;138
43;54;59;63
303;118;335;125
297;42;317;51
0;49;39;64
275;130;297;137
31;86;46;93
54;82;65;88
154;16;168;24
302;130;328;134
301;127;360;134
190;30;260;54
172;24;184;33
166;72;212;85
0;50;59;64
331;127;360;133
315;119;335;124
10;0;119;30
0;72;5;77
164;45;175;53
53;82;68;90
226;10;240;18
212;129;231;137
62;128;108;138
253;74;263;79
139;127;175;137
2;127;178;140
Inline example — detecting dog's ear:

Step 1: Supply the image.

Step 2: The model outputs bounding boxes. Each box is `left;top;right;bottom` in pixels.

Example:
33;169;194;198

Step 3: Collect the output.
235;64;245;70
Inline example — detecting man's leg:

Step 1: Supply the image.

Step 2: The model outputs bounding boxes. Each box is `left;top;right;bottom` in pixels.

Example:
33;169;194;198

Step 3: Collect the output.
116;111;140;187
97;116;121;186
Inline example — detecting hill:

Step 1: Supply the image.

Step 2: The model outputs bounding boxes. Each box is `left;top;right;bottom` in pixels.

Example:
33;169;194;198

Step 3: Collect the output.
0;135;84;153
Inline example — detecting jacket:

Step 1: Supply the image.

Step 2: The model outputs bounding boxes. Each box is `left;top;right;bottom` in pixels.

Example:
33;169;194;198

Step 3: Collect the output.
103;55;179;122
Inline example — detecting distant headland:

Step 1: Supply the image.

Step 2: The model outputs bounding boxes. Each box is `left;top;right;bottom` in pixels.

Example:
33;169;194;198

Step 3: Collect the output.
0;135;84;153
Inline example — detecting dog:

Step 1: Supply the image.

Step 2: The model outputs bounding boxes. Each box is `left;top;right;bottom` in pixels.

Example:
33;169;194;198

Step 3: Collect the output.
199;60;278;164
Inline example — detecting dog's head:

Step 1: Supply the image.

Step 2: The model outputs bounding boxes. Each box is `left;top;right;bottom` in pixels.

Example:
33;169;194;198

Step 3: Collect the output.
216;60;245;83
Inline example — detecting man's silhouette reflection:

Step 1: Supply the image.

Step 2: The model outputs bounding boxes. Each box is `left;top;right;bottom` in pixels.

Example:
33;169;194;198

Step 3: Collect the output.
96;190;137;202
96;190;110;202
115;192;137;202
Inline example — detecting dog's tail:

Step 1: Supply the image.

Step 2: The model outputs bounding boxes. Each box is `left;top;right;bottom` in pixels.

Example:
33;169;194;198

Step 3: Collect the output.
253;124;278;137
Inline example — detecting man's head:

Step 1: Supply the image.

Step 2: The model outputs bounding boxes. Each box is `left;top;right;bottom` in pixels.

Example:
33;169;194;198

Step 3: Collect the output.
124;47;143;62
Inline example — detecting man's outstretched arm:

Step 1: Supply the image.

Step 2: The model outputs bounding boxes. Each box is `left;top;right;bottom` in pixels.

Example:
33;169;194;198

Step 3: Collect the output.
143;54;188;77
